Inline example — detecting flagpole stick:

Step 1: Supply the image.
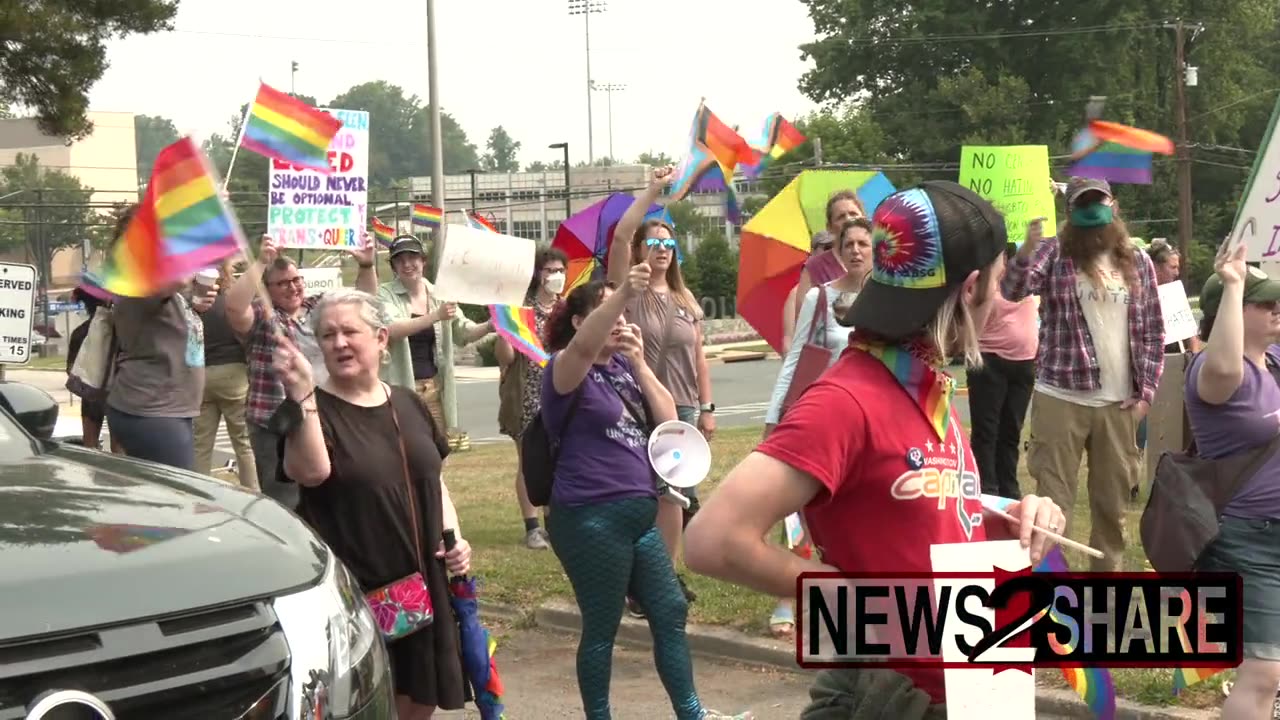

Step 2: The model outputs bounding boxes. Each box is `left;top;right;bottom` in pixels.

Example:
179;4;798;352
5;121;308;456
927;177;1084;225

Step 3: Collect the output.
985;505;1106;560
222;91;256;192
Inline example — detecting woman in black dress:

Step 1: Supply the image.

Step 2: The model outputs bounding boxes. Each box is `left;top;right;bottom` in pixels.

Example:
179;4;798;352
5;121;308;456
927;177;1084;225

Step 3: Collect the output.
273;288;470;720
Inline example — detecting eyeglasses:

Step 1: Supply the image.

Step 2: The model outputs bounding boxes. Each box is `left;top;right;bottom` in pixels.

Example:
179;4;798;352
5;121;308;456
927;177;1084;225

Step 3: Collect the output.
272;276;304;289
645;237;677;250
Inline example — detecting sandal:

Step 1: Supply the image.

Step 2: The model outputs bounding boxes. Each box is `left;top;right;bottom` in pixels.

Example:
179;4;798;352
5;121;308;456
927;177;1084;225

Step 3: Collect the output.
769;604;795;637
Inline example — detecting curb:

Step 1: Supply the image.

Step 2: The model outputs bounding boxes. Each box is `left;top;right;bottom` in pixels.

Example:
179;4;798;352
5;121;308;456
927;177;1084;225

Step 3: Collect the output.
480;601;1214;720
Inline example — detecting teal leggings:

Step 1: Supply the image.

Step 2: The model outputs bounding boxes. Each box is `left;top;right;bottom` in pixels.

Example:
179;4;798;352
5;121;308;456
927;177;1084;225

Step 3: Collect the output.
547;496;703;720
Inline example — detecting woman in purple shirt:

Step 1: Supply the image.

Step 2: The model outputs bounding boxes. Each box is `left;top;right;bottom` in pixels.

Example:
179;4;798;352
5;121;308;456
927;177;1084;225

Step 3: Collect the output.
541;265;750;720
1185;240;1280;719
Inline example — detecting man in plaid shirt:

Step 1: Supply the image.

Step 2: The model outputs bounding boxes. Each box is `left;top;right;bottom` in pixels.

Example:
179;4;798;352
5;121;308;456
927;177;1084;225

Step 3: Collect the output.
224;235;378;509
1001;178;1164;571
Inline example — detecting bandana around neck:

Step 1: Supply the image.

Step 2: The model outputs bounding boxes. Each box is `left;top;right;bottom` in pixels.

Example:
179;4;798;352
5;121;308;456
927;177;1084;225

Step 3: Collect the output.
850;332;955;440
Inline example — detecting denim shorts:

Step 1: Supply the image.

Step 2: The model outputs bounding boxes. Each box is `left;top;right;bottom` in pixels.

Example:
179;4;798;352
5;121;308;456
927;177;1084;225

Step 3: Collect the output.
1196;515;1280;660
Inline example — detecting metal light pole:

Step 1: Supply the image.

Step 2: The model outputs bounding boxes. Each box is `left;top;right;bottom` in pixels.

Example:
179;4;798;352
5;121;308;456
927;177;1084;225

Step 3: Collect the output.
290;61;298;93
549;143;570;219
568;0;605;164
591;82;625;161
426;0;458;442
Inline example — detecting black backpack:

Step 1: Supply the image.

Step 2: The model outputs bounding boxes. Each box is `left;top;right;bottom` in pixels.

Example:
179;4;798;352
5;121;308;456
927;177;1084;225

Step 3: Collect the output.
521;387;584;507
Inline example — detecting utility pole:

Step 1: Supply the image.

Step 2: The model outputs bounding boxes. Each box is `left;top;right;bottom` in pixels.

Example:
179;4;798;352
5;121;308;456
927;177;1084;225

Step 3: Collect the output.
426;0;458;445
1167;19;1203;261
568;0;606;164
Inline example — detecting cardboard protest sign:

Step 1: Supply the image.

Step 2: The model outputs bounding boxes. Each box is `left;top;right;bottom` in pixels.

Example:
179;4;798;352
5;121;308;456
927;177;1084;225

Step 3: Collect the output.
433;224;537;306
267;109;369;250
959;146;1057;246
1234;95;1280;261
1157;281;1198;345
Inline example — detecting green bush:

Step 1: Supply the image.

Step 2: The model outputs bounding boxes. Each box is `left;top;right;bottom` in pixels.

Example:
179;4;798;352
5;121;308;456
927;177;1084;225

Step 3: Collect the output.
475;335;499;367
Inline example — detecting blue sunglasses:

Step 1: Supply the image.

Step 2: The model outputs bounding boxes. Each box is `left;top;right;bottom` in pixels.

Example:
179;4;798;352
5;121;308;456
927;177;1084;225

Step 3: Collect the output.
645;237;678;250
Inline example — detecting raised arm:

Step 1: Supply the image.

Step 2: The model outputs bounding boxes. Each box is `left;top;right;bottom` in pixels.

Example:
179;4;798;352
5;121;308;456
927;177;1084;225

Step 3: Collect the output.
1001;218;1052;302
226;237;275;336
1196;242;1248;405
274;338;329;486
607;166;675;287
350;232;378;294
552;263;650;395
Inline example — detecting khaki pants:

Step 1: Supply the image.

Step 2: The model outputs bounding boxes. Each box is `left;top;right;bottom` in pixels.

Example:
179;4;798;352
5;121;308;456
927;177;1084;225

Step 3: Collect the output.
194;363;259;490
1026;391;1142;572
416;377;446;433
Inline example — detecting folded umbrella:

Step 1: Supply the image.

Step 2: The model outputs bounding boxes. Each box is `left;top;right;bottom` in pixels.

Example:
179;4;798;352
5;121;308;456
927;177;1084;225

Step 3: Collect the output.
442;530;505;720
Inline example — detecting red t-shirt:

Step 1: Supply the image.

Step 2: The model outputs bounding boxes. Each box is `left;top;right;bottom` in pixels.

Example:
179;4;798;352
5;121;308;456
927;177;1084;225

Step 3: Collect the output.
757;346;987;704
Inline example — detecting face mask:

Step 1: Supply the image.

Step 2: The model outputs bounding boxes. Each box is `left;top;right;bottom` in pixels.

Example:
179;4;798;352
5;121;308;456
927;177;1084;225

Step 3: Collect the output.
544;272;566;294
1070;203;1114;228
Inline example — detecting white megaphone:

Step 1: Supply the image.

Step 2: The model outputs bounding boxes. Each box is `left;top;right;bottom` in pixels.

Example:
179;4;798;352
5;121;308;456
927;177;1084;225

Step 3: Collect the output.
647;420;712;509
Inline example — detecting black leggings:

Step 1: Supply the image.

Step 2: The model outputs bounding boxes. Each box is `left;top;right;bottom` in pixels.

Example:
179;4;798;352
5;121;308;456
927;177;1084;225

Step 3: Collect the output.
107;407;195;471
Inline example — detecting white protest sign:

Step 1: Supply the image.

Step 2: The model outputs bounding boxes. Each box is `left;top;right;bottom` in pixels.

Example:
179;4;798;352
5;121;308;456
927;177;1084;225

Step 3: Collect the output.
930;540;1036;719
0;263;36;364
267;108;369;251
1157;281;1198;345
298;267;343;296
433;224;536;306
1237;96;1280;260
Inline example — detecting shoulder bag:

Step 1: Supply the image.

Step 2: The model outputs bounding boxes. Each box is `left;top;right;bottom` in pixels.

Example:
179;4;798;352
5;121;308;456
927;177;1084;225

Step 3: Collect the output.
364;386;436;640
780;288;834;417
66;307;116;402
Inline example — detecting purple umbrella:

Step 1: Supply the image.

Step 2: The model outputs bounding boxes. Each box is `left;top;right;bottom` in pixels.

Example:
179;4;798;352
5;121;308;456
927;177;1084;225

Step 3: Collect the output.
552;193;678;292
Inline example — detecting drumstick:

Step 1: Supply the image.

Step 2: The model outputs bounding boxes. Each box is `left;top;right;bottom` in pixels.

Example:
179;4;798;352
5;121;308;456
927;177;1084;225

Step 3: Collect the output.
985;505;1106;559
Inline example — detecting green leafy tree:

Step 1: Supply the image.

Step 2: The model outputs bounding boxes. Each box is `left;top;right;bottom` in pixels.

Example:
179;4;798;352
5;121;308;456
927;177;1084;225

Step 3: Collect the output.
481;126;522;172
134;114;180;186
689;236;737;318
637;151;674;167
0;1;178;138
0;155;98;275
524;160;564;172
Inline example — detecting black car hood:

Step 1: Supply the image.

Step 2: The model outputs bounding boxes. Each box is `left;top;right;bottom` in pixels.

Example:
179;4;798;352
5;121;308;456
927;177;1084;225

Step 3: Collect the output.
0;443;328;644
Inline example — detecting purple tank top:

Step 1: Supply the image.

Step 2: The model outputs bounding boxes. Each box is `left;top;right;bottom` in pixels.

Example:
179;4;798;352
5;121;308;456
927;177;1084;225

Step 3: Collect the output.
1184;347;1280;519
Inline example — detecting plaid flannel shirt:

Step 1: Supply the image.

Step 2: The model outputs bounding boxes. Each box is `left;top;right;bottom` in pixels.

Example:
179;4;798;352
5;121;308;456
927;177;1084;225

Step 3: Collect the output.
245;295;322;428
1001;237;1165;404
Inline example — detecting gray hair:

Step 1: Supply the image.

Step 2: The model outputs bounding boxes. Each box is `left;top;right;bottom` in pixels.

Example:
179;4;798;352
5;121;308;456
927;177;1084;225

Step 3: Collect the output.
311;288;391;336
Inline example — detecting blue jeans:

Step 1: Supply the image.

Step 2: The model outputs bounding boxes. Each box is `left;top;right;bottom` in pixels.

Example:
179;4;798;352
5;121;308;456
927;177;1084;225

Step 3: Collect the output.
106;407;195;471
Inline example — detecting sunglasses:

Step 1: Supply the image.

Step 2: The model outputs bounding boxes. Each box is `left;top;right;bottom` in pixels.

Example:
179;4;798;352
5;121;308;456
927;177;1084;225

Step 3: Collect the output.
1249;300;1280;312
645;237;678;250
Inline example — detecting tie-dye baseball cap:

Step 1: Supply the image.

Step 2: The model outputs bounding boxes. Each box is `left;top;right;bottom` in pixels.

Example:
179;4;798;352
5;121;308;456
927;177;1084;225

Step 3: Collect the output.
842;181;1007;340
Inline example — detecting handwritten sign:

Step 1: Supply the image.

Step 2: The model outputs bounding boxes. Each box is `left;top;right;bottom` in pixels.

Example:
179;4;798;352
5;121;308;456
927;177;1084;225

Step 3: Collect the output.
298;267;343;296
958;146;1057;246
1157;281;1198;344
267;108;369;250
1237;96;1280;260
931;540;1036;719
433;223;536;306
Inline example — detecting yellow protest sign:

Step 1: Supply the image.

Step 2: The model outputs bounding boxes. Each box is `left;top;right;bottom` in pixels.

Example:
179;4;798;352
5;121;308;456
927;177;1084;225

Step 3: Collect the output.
958;146;1057;245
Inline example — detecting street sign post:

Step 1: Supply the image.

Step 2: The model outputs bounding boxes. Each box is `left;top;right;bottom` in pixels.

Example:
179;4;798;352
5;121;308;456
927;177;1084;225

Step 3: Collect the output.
0;263;37;365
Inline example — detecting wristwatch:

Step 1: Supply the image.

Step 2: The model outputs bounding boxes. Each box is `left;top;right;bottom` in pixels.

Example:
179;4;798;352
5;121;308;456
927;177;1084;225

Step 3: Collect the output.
700;403;716;413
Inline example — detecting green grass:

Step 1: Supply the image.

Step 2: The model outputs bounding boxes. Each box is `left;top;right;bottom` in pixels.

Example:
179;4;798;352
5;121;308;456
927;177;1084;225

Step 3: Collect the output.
15;354;66;371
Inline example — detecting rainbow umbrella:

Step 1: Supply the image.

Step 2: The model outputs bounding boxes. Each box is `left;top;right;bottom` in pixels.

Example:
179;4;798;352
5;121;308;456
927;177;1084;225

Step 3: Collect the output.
443;531;505;719
552;193;676;292
739;170;896;352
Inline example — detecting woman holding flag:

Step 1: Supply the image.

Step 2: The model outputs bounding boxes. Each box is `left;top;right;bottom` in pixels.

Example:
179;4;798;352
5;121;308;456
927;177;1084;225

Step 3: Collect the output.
495;246;569;550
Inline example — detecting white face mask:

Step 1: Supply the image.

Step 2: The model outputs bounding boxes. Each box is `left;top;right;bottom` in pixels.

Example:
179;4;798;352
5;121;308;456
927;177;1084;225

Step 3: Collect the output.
544;271;566;294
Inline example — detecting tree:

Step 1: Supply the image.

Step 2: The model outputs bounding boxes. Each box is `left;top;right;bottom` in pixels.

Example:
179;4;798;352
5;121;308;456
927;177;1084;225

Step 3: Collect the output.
0;154;99;275
690;236;737;318
481;126;521;172
134;115;181;187
0;1;178;139
636;152;674;167
525;160;564;172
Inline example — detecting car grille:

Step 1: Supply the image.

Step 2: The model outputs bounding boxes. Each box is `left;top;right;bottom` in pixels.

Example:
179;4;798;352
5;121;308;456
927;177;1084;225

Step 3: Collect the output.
0;601;290;719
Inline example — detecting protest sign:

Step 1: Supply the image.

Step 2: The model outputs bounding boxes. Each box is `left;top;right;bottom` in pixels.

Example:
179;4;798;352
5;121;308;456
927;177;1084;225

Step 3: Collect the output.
930;540;1035;719
1157;281;1198;345
1235;96;1280;260
433;224;536;306
298;267;343;296
959;146;1057;245
267;109;369;251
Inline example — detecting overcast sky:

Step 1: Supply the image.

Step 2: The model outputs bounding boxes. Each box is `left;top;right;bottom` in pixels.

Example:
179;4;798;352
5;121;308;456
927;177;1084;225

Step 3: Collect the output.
88;0;821;167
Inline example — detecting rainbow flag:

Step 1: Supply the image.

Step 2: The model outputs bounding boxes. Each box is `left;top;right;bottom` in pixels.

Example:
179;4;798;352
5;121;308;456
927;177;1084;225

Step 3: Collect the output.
240;83;343;173
99;137;244;298
467;211;499;233
1172;607;1228;694
1034;547;1118;720
413;204;443;229
1067;120;1173;185
667;104;753;223
744;113;806;178
78;271;118;302
371;218;395;248
489;304;548;366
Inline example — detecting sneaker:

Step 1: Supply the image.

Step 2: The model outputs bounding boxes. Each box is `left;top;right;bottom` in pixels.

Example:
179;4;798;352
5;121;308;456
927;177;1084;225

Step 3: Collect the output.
703;710;753;719
524;527;550;550
626;596;645;619
677;574;697;603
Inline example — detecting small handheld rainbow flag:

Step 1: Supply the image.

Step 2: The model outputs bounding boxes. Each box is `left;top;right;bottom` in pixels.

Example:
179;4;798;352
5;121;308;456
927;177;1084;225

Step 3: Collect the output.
744;112;806;178
1067;119;1174;185
100;137;245;298
489;304;548;367
1035;547;1118;720
1171;607;1228;695
240;82;344;173
413;204;443;229
371;218;395;248
467;211;499;233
